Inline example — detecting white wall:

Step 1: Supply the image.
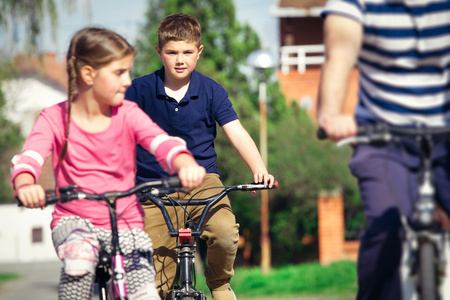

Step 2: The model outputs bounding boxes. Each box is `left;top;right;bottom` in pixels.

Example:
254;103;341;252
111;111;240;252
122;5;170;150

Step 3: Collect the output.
3;77;66;136
0;77;64;262
0;204;58;262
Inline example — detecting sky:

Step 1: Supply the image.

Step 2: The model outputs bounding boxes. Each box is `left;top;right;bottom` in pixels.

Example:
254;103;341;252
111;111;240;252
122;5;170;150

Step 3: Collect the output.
1;0;279;62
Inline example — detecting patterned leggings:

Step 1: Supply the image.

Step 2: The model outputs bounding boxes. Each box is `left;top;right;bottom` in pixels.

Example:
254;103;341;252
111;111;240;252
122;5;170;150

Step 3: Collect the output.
52;216;159;300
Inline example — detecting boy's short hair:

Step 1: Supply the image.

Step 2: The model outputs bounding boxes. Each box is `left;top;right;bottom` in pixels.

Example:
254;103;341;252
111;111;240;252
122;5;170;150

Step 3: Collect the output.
158;13;202;49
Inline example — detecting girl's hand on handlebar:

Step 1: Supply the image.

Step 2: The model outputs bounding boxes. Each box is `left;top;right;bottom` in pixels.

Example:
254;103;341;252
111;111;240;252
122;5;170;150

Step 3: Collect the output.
178;166;206;190
174;153;207;189
318;114;357;142
15;184;46;209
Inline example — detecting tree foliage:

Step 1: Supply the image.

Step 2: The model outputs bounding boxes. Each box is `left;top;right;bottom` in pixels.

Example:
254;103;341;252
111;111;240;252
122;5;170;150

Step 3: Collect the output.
135;0;362;266
0;0;80;201
216;86;361;265
0;62;24;202
0;0;78;55
134;0;260;89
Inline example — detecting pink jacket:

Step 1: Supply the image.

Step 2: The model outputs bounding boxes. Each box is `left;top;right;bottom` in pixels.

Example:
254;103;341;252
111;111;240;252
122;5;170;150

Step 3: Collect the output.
11;100;191;229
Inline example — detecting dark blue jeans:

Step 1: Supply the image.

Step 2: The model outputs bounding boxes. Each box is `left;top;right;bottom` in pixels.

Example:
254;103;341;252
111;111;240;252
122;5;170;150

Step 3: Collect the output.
349;139;450;300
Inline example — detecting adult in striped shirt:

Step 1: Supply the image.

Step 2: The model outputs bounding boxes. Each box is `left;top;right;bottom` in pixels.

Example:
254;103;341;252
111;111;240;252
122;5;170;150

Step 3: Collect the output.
317;1;450;299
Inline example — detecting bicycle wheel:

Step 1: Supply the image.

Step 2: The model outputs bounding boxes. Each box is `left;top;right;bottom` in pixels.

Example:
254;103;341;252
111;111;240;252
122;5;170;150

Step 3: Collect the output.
418;241;437;300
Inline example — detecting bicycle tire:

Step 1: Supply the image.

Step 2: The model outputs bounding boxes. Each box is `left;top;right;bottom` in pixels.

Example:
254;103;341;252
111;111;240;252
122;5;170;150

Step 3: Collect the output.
418;241;438;300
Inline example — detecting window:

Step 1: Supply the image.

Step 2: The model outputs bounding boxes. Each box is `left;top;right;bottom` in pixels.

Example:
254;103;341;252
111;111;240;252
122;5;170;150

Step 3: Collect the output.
32;227;43;243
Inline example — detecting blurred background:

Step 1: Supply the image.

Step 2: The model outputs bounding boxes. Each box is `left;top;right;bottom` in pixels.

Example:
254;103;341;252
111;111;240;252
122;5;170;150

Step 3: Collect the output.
0;0;361;297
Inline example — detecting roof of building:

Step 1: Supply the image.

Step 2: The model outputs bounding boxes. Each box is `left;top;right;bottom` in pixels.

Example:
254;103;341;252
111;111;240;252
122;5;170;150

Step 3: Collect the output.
271;0;326;17
13;53;68;90
279;0;327;8
3;53;67;136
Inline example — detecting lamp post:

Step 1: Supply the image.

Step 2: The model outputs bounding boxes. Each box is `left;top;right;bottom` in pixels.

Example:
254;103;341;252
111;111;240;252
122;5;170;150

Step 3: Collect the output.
247;50;275;274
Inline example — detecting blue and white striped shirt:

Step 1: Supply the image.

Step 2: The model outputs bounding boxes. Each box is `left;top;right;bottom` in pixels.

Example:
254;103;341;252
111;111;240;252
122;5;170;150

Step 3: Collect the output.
322;0;450;126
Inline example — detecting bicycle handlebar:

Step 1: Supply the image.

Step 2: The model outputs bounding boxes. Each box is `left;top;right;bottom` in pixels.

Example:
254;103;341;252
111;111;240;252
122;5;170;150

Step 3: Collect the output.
317;124;450;147
141;181;278;237
17;176;185;207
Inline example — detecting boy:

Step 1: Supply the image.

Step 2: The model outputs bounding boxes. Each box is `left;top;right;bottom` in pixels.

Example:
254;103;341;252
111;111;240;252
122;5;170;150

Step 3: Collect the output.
125;13;275;300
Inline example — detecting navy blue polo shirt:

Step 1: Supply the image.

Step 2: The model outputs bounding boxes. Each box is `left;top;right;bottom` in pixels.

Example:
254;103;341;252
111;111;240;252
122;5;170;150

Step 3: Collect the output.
125;67;238;182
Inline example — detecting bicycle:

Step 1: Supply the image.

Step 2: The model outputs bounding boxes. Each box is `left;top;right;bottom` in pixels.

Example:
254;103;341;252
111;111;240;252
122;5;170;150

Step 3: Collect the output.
18;176;186;300
318;123;450;300
140;181;278;300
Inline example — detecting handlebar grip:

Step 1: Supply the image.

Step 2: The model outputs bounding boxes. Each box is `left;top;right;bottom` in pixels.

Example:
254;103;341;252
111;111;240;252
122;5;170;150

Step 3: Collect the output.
163;176;182;188
317;128;327;140
16;189;58;207
239;181;278;191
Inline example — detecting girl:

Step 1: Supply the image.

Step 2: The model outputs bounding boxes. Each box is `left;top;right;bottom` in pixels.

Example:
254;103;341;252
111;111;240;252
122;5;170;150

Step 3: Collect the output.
11;27;206;300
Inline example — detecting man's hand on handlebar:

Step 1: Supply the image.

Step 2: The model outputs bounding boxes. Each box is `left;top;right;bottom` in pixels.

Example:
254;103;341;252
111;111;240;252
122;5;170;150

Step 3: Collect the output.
319;114;358;142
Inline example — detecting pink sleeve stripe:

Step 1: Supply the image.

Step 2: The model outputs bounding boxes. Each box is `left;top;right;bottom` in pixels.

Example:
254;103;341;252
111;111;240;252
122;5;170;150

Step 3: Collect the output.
150;134;186;154
164;146;191;174
11;164;37;176
150;135;191;174
10;164;37;188
22;150;45;166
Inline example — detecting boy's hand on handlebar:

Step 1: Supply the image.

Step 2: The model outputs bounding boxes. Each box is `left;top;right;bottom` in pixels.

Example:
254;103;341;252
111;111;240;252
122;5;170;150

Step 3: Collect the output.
319;114;357;142
15;184;46;209
253;172;275;188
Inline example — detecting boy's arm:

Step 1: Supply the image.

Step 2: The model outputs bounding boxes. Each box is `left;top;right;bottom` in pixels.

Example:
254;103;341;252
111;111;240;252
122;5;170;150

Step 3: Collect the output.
221;120;274;187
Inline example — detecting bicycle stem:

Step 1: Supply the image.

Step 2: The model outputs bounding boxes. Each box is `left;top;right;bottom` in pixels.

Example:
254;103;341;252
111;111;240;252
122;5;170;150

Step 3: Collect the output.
107;196;128;300
412;136;436;230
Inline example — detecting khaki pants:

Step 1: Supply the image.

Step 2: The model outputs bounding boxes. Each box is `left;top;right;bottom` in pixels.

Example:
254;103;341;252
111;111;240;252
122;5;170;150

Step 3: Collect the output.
142;174;240;298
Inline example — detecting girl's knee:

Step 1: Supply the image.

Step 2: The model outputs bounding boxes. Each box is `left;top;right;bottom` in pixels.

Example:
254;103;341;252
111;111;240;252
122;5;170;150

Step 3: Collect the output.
57;230;99;276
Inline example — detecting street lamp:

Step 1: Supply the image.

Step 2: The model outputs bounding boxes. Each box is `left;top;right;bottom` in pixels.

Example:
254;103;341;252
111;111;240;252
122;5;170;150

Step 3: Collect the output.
247;50;275;274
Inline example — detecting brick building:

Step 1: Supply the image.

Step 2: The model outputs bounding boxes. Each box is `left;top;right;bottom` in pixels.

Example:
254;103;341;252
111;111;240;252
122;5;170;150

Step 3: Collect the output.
271;0;360;264
271;0;358;118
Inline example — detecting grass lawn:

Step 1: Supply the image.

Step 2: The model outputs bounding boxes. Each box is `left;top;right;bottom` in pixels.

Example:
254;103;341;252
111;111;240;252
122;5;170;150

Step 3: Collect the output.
194;260;357;298
0;273;19;283
0;261;357;299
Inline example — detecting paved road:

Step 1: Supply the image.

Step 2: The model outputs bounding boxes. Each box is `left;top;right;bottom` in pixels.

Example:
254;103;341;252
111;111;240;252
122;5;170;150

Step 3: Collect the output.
0;260;61;300
0;261;353;300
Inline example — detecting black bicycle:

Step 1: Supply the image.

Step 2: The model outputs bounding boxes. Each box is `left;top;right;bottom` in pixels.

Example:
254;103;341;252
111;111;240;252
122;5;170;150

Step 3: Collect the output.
140;180;278;300
318;123;450;300
18;176;186;300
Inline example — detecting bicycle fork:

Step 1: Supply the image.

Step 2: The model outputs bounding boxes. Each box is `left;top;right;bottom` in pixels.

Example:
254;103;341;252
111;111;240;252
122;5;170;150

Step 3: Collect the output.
169;228;205;300
402;136;446;300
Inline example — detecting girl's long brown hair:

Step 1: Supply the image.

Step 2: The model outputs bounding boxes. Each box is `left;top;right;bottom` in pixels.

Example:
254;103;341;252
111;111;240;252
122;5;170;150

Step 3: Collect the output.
59;27;136;162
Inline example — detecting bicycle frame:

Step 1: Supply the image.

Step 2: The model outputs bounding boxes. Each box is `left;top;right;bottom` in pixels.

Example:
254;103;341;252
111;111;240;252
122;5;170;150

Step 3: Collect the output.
105;196;127;300
20;177;184;300
399;135;445;300
318;124;450;300
141;182;277;300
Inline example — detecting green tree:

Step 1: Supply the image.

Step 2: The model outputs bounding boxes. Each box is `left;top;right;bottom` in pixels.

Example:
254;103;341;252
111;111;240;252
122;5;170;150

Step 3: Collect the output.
134;0;361;266
134;0;260;99
0;0;85;202
215;83;361;265
0;0;82;55
0;62;24;202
